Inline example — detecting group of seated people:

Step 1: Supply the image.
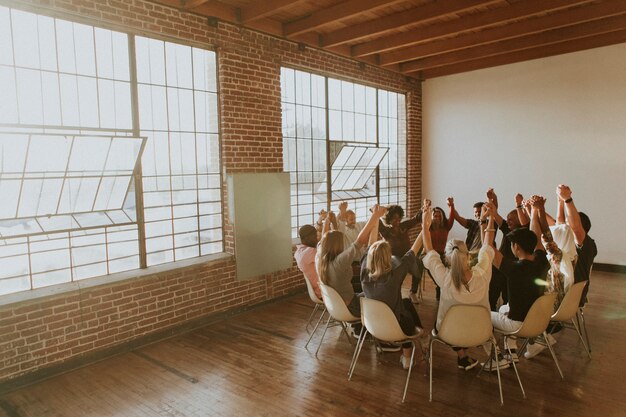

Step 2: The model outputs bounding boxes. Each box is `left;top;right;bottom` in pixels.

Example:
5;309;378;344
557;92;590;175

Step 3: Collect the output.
294;184;597;371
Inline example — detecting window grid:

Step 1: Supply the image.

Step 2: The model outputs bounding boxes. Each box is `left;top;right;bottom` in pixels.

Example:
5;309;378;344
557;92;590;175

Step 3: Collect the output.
281;68;408;235
0;6;223;297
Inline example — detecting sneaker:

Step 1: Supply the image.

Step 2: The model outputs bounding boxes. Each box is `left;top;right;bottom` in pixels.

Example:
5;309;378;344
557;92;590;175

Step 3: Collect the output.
400;355;416;370
524;334;556;359
378;342;402;352
481;356;510;371
457;356;479;371
504;349;519;363
349;324;362;340
409;292;420;304
413;326;424;338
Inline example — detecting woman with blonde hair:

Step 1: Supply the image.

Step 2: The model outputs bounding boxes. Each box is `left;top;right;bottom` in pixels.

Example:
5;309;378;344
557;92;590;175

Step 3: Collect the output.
422;200;496;370
316;204;387;318
361;226;424;369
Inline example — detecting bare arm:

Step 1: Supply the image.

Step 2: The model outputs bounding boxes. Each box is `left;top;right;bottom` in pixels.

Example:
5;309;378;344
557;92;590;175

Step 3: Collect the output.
556;197;566;225
337;201;348;222
480;203;497;248
529;202;544;252
448;197;470;228
368;210;381;246
421;203;434;253
558;184;586;245
356;205;387;247
410;230;423;256
515;193;530;226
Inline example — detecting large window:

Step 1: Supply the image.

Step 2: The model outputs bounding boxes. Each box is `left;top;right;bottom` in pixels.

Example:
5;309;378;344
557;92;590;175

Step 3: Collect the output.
0;6;222;296
281;68;407;237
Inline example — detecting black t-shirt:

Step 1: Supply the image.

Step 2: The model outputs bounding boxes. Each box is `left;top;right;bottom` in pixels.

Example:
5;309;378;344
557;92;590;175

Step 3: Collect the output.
498;222;515;260
574;234;597;283
499;249;549;322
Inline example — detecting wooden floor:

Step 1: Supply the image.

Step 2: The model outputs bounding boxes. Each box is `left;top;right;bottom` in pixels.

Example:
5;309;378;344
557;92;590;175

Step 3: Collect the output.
1;271;625;417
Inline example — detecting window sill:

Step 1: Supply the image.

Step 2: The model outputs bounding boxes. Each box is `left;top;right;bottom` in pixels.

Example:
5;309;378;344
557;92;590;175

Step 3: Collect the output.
0;252;233;308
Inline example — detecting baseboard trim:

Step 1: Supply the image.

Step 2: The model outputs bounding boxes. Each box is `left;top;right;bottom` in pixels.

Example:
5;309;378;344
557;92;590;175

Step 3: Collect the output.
0;288;305;396
593;263;626;274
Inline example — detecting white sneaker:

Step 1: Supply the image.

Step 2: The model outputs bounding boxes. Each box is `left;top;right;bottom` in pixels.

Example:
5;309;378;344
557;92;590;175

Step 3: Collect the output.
524;334;556;359
414;326;424;337
400;355;416;370
481;356;510;371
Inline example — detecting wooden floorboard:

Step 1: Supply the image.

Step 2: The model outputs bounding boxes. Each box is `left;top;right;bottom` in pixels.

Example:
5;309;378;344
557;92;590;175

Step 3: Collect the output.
2;271;625;416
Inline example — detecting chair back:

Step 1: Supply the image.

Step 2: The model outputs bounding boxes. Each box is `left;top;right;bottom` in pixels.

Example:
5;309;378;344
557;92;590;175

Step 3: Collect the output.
361;298;409;343
303;273;323;304
319;282;359;322
437;304;493;347
514;292;557;338
552;281;587;322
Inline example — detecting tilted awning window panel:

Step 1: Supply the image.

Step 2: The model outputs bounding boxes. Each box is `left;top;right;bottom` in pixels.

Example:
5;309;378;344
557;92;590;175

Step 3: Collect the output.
330;146;388;192
0;133;145;239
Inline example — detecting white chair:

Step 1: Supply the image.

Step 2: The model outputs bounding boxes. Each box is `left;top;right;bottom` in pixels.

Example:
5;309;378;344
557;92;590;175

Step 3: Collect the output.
316;282;360;356
303;273;327;350
495;292;560;399
348;298;422;403
430;304;504;405
549;281;591;358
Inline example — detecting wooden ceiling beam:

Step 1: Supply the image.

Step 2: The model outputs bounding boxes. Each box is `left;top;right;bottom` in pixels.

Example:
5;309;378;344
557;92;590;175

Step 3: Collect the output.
420;28;626;79
381;0;626;66
181;0;210;9
239;0;300;24
402;14;626;73
320;0;497;48
351;0;593;57
283;0;403;37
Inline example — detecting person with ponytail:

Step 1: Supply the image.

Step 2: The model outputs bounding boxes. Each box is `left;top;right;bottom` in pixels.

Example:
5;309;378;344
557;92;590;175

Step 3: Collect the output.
422;200;496;370
361;220;424;369
316;204;387;320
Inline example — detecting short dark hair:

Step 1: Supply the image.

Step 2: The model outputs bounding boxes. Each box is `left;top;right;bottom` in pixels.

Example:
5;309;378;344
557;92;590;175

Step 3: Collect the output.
298;225;317;248
473;202;484;210
385;205;404;225
579;212;591;233
506;227;537;254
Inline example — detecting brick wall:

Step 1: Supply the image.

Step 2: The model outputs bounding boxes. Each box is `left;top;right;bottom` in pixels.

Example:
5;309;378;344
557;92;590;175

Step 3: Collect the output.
0;0;422;385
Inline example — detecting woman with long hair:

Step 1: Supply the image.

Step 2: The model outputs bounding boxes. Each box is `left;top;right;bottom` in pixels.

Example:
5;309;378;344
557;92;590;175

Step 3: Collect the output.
361;225;424;369
422;201;496;370
316;204;387;318
427;205;455;300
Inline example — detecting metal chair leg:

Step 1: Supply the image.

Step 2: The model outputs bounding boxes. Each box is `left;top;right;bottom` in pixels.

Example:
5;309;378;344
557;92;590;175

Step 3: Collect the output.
429;338;435;402
578;308;592;353
402;343;416;403
304;308;326;349
544;331;564;379
492;337;503;406
571;318;592;358
348;327;368;379
306;303;321;333
505;336;526;399
315;315;333;356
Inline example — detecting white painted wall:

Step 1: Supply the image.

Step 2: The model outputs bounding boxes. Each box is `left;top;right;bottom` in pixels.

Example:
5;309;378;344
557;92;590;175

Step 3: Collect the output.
422;43;626;265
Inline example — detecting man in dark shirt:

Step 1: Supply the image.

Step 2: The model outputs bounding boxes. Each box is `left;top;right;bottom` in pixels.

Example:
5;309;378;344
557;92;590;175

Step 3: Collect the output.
486;198;549;369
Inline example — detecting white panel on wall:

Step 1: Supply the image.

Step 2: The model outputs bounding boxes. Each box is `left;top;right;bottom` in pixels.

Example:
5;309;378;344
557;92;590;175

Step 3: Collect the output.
423;43;626;265
228;173;293;280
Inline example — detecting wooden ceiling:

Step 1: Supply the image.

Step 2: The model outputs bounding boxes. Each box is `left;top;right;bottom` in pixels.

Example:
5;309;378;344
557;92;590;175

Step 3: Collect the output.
151;0;626;79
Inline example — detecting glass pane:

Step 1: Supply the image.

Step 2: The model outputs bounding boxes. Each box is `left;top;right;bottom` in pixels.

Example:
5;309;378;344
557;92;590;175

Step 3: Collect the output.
38;15;57;71
0;7;13;66
73;23;96;76
16;68;43;125
11;9;39;69
56;19;76;74
0;67;18;123
41;72;62;126
26;135;72;173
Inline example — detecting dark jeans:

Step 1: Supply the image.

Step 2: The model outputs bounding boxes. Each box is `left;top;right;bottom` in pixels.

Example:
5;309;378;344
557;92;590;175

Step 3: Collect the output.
398;298;422;348
489;266;508;311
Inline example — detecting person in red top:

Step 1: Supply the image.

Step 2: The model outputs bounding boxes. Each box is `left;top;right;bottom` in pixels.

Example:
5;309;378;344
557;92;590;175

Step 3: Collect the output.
425;205;454;301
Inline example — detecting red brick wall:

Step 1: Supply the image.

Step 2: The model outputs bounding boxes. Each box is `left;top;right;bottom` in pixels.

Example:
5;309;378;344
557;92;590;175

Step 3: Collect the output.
0;0;422;384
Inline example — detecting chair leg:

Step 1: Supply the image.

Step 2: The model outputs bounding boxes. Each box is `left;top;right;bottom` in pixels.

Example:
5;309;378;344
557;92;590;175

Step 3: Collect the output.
571;318;592;358
315;315;333;356
340;322;354;345
492;337;503;406
402;343;416;403
304;308;326;350
544;331;564;379
429;338;435;402
306;303;320;333
348;328;368;380
578;308;592;353
505;336;526;399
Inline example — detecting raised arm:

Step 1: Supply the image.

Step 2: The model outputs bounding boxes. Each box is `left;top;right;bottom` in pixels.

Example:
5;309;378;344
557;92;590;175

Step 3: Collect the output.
356;204;387;247
368;206;384;246
421;202;434;253
556;193;566;225
529;198;545;252
322;211;332;236
480;202;497;247
515;193;530;226
410;230;423;256
315;209;327;234
337;201;348;222
487;188;499;210
448;197;469;228
558;184;585;245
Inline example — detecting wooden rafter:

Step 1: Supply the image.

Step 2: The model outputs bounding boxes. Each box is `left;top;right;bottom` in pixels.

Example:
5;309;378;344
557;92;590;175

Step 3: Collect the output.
402;14;626;73
420;28;626;78
320;0;497;48
181;0;210;9
283;0;404;37
240;0;300;23
381;0;626;66
351;0;594;57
